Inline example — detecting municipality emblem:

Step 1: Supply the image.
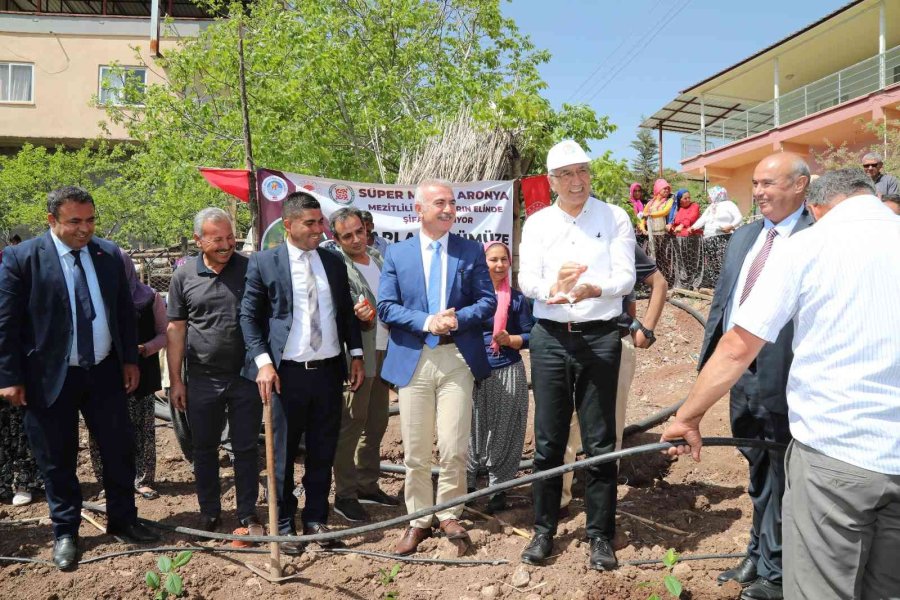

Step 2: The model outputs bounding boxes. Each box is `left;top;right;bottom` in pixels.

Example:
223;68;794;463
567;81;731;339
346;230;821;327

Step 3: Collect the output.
328;183;356;206
261;175;289;202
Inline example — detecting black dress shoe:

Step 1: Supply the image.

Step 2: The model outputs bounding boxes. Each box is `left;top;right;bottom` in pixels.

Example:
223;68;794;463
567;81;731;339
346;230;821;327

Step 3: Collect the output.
107;522;160;544
279;536;306;556
741;578;783;600
198;514;222;532
303;522;346;548
717;557;758;587
520;533;553;565
486;492;507;515
358;488;401;507
589;536;618;571
334;497;369;523
52;535;78;571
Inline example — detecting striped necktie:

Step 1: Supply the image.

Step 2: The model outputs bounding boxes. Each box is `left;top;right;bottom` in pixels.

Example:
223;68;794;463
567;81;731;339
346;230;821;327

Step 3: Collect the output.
739;228;778;306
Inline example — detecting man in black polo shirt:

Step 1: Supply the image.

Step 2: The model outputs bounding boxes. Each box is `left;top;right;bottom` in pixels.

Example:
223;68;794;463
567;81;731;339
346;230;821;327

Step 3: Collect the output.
166;207;262;534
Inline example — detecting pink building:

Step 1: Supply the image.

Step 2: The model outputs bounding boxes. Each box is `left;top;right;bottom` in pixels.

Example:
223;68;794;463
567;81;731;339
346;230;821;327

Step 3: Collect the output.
644;0;900;212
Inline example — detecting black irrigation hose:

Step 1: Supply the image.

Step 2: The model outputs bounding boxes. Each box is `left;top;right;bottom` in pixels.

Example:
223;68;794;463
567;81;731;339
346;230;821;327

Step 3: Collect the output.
78;437;783;546
624;552;745;568
666;297;707;328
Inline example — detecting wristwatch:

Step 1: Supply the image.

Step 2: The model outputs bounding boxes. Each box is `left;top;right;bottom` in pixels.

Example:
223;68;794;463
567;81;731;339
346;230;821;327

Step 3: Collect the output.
638;325;657;347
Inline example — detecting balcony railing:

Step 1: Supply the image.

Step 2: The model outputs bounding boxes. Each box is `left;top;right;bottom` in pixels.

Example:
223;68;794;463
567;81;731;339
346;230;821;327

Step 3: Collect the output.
681;44;900;160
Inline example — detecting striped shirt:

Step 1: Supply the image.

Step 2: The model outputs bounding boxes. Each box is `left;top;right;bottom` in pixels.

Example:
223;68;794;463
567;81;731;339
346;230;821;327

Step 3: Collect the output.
734;194;900;474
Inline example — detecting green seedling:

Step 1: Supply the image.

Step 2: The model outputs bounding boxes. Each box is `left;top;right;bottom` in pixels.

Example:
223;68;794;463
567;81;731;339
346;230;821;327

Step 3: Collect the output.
145;550;193;599
377;563;402;599
637;548;683;600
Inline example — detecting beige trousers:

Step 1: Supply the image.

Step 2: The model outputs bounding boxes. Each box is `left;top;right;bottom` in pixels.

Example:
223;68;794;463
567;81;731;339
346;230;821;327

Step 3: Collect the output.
398;344;474;528
561;337;636;507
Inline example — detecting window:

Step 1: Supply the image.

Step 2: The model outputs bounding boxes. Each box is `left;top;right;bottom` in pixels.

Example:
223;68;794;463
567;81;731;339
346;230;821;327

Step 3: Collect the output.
0;62;34;103
98;66;147;106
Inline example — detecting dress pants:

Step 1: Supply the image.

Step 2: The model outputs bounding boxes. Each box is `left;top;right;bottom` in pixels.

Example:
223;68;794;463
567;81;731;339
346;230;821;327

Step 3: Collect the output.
561;337;635;507
187;373;262;521
731;371;791;583
23;355;137;539
271;358;344;534
334;351;390;499
398;344;474;529
530;321;620;539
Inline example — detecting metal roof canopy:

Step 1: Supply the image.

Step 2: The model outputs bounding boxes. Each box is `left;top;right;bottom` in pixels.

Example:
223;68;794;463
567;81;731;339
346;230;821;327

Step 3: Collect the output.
640;0;891;134
640;94;758;133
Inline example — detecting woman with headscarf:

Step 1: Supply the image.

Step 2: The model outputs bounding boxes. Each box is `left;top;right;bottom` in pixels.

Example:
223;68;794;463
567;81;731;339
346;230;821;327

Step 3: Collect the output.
641;178;674;235
668;189;701;236
466;241;534;514
628;183;645;218
690;185;743;237
89;250;167;499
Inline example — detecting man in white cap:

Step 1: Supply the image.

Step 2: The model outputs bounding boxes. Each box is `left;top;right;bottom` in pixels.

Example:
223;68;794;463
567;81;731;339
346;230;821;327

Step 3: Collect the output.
518;140;636;569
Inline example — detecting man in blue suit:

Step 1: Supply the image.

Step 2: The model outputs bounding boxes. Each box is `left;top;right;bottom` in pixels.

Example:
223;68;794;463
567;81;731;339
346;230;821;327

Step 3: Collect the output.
377;179;496;555
697;153;813;600
0;186;159;571
241;192;364;555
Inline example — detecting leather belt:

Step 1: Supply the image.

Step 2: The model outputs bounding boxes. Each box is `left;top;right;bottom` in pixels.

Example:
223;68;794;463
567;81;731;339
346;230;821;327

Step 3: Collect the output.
283;355;342;370
537;318;616;334
437;335;455;346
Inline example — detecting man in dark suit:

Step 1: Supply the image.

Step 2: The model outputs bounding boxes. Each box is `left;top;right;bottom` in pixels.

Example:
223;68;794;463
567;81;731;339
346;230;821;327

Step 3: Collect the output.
377;179;496;555
0;186;159;571
698;153;812;600
241;192;364;555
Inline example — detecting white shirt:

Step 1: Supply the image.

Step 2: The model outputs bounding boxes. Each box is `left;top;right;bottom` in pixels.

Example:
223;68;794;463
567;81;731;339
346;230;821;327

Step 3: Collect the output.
254;243;345;367
420;232;450;332
50;231;112;366
693;200;743;237
724;205;805;332
734;195;900;474
519;197;636;322
355;258;389;351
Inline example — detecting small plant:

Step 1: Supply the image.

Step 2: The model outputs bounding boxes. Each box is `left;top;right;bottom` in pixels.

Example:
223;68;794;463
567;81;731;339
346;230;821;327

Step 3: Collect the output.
636;548;683;600
377;563;402;600
145;550;193;599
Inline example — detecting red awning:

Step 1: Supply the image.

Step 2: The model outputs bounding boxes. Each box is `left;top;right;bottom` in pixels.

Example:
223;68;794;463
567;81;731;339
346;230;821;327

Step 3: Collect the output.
198;167;251;202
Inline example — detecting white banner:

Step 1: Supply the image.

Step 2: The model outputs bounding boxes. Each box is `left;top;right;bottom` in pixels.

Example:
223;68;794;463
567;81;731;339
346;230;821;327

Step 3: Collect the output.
256;169;514;250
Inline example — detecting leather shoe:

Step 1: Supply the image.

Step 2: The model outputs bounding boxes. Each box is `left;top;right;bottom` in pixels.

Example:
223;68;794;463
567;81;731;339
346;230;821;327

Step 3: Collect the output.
334;497;370;523
439;518;469;540
107;522;160;544
589;536;618;571
358;488;401;507
303;522;346;548
520;533;553;565
394;526;431;556
279;536;306;556
741;578;783;600
52;535;78;571
240;515;265;537
486;492;507;515
717;557;758;587
198;514;222;532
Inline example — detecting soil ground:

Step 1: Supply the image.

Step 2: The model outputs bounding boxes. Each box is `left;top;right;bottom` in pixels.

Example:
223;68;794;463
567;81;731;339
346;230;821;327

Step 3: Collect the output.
0;297;759;600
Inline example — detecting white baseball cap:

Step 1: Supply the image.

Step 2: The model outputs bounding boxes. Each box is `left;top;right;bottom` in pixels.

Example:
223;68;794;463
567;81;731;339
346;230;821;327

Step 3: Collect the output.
546;139;591;172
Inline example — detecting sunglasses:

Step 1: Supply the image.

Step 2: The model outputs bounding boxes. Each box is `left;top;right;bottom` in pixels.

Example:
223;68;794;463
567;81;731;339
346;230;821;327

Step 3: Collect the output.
862;163;880;168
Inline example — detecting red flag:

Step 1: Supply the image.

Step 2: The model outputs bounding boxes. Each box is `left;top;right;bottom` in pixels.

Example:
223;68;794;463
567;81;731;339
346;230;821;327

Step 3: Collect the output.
521;175;552;217
198;168;251;202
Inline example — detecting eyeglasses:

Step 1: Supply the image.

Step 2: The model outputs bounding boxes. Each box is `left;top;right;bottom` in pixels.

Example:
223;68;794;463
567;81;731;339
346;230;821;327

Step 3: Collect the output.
550;166;590;182
862;163;880;169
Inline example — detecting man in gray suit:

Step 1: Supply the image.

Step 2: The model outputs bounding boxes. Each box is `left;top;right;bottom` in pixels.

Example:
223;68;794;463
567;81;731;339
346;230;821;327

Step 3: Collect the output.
697;153;813;600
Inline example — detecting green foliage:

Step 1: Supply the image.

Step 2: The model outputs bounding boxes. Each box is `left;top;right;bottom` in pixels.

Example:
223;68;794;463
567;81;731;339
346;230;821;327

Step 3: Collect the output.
145;550;192;599
812;118;900;175
630;126;659;192
377;563;402;599
638;548;684;600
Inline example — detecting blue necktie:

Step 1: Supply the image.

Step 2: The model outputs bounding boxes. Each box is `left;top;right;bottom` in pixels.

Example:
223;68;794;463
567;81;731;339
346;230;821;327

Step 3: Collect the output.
425;241;442;349
71;250;96;368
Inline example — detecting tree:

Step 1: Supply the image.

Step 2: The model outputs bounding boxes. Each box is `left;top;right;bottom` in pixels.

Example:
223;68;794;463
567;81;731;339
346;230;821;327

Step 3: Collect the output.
92;0;614;243
629;127;659;192
812;118;899;175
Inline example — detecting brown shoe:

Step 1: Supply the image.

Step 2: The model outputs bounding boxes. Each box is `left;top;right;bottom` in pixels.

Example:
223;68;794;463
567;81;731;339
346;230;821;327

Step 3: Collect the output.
439;519;469;540
394;526;431;555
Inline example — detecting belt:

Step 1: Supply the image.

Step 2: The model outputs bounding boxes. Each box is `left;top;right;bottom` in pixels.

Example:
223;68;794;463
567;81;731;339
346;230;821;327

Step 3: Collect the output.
437;335;455;346
537;318;616;334
282;355;342;370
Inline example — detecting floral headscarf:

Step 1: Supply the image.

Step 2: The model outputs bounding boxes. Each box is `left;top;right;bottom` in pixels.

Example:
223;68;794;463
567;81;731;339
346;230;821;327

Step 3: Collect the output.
708;186;728;204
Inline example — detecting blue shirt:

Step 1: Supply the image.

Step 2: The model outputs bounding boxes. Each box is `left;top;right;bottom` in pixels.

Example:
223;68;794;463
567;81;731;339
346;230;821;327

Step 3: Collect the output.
50;231;112;366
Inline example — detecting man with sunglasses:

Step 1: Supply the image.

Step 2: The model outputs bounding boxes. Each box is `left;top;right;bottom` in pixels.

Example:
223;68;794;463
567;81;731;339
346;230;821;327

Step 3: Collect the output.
861;152;898;199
